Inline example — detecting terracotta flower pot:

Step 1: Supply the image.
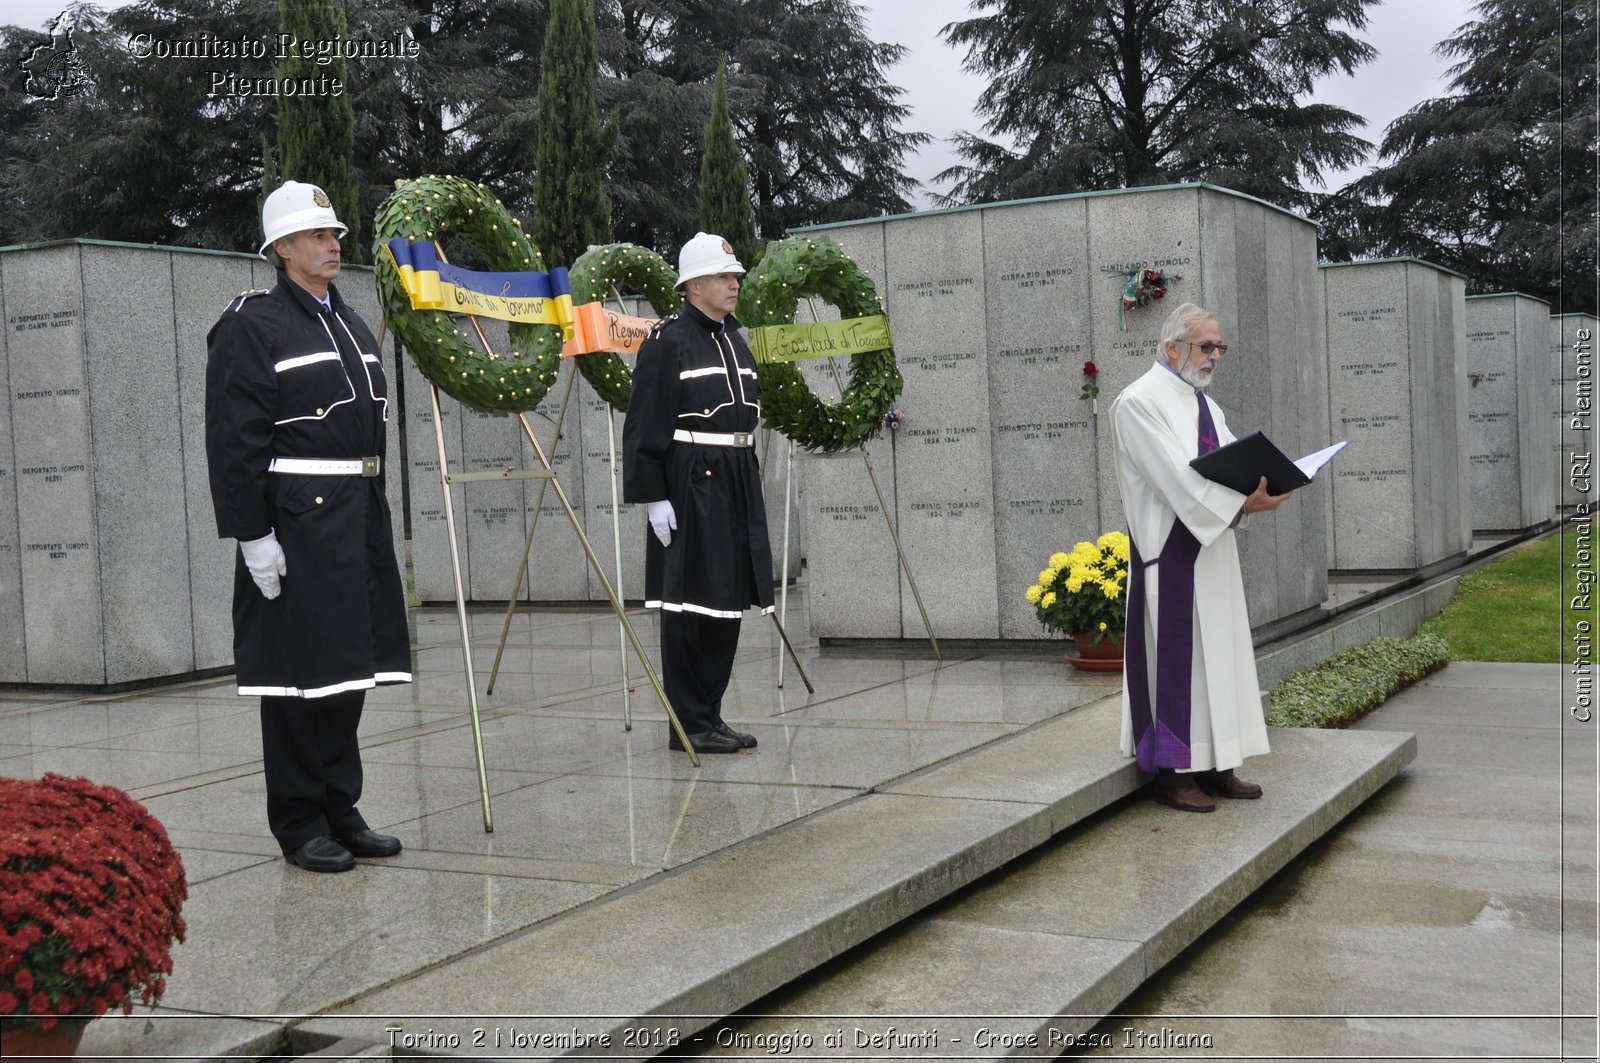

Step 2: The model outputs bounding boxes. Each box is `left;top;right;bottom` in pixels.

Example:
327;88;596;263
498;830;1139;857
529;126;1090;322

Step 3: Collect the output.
1;1020;88;1062
1068;631;1124;672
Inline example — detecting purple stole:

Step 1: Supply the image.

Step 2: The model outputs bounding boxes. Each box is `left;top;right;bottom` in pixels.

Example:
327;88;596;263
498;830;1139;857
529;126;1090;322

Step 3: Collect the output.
1124;390;1219;773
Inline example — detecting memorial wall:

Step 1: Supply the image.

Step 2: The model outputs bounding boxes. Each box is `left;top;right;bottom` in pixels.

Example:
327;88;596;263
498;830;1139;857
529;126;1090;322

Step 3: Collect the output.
0;239;402;687
794;183;1329;642
4;224;1566;684
1553;313;1599;510
1463;292;1558;532
1321;259;1471;573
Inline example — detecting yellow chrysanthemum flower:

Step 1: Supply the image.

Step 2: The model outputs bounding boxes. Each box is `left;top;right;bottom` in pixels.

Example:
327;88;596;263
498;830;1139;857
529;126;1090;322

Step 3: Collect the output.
1040;591;1057;609
1025;584;1043;604
1098;621;1108;632
1039;568;1057;587
1064;573;1086;594
1105;531;1132;561
1049;552;1071;569
1102;580;1122;600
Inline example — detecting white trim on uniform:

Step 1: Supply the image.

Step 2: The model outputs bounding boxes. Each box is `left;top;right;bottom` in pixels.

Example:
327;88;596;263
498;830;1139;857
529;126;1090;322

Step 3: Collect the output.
274;331;357;425
275;351;340;373
331;314;390;423
238;671;412;698
648;599;744;619
678;329;761;421
647;599;775;619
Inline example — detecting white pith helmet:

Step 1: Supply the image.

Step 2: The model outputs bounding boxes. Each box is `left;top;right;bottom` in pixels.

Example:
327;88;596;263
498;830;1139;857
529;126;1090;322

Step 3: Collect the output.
675;231;745;289
259;180;347;258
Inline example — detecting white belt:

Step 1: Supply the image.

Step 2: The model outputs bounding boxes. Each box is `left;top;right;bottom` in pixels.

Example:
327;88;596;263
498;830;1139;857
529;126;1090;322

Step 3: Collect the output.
269;456;382;477
673;430;754;448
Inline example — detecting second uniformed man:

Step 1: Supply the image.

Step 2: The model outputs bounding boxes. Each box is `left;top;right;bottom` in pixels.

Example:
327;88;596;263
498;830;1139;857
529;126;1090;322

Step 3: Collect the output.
622;232;774;754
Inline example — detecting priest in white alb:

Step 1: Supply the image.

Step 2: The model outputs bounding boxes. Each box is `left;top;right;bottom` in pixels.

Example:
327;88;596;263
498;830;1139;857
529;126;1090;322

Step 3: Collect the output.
1109;302;1295;813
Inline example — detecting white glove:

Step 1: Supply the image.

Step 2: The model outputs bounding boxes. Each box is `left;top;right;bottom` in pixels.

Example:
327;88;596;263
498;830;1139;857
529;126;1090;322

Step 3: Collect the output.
239;531;287;600
647;500;677;547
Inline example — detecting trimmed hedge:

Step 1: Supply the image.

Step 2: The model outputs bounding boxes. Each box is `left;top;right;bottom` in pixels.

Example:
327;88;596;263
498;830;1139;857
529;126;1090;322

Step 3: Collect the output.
1267;633;1450;729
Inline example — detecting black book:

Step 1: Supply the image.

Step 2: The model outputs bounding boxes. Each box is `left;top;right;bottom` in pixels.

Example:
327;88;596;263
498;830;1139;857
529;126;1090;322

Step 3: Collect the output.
1189;432;1346;496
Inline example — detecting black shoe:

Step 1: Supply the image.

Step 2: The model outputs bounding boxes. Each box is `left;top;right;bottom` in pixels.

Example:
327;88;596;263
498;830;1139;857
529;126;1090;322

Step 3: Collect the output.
285;834;356;873
338;829;403;857
715;719;758;749
668;728;744;754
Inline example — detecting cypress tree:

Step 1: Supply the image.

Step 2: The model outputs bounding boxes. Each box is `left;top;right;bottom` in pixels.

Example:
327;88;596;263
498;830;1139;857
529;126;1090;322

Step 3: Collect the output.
534;0;613;270
696;60;758;269
274;0;361;260
259;134;278;216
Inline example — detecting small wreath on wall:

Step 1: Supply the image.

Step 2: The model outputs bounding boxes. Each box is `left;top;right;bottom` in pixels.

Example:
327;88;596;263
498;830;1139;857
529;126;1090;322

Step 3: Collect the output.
567;243;683;412
736;236;903;453
372;174;565;414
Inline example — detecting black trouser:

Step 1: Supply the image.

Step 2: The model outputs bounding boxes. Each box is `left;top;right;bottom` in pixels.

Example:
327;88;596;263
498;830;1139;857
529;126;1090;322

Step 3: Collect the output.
660;611;742;736
260;690;369;854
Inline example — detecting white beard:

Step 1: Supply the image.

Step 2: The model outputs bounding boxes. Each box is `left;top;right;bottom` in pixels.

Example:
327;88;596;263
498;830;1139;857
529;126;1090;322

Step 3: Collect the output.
1178;363;1215;389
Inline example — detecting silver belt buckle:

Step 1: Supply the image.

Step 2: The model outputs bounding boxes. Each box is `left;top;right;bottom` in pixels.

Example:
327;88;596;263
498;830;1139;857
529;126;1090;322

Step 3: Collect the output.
732;432;750;447
361;456;380;478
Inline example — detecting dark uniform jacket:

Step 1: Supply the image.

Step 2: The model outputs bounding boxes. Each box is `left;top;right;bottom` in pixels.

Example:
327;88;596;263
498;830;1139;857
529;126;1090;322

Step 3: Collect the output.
204;273;411;698
622;303;774;617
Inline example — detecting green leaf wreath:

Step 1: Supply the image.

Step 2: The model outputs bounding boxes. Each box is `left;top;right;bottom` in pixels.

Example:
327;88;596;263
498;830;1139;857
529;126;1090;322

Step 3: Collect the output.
736;235;903;454
372;174;566;414
567;243;683;412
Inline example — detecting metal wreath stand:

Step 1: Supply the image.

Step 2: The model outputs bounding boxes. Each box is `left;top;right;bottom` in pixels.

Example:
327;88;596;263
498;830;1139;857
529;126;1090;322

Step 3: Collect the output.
395;260;824;833
386;249;701;836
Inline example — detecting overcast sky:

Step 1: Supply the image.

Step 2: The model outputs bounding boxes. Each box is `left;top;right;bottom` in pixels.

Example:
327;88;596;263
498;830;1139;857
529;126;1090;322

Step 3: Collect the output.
11;0;1480;206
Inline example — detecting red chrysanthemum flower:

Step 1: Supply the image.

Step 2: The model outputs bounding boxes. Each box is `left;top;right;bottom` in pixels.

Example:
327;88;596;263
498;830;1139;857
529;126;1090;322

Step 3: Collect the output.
1;774;187;1034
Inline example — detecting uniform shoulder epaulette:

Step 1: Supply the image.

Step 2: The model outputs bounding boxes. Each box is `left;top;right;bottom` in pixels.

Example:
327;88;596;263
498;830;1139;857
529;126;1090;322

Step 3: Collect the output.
647;315;677;339
226;289;271;311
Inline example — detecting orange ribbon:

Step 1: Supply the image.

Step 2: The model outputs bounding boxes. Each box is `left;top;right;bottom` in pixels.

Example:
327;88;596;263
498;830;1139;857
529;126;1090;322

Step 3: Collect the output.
561;303;659;358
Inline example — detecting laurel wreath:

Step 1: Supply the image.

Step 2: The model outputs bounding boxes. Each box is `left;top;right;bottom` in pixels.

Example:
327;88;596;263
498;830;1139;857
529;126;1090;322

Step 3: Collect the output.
736;235;903;453
371;174;565;414
567;243;683;412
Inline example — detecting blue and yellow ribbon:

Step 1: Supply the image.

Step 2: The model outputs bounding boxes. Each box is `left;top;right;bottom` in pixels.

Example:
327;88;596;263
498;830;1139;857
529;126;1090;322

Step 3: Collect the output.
385;238;577;339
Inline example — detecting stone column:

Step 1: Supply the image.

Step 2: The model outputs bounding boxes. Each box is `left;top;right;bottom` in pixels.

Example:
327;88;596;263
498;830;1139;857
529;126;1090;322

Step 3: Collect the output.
1321;258;1472;573
1464;292;1557;532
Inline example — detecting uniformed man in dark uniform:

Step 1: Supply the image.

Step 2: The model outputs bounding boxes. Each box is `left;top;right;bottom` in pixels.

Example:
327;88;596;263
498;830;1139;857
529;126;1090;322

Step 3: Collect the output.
204;180;412;872
623;232;774;754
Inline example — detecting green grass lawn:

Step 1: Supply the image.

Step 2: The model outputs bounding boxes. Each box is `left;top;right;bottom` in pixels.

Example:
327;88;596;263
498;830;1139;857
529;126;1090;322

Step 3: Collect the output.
1418;526;1597;663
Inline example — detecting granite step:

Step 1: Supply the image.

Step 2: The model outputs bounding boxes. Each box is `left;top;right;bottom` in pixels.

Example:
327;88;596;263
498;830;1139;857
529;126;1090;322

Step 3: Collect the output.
296;696;1145;1057
687;725;1418;1061
291;700;1413;1061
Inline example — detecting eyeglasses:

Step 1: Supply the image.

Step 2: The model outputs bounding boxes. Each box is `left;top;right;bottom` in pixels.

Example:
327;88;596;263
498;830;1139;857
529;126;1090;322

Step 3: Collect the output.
1185;340;1228;356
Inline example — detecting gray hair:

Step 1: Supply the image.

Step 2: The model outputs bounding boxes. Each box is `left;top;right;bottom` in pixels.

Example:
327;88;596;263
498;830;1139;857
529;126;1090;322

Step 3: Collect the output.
1159;302;1216;346
264;245;284;269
